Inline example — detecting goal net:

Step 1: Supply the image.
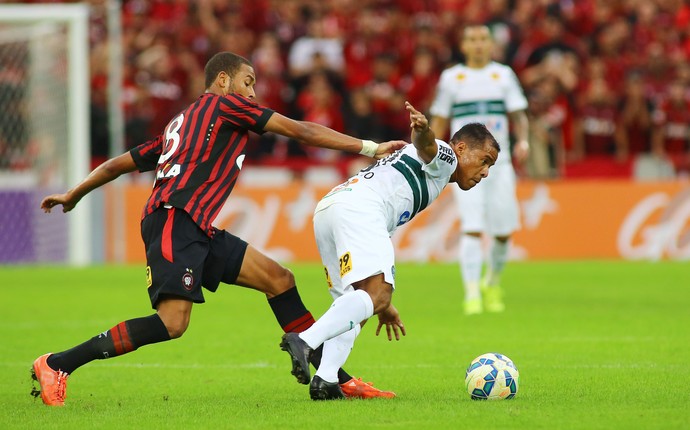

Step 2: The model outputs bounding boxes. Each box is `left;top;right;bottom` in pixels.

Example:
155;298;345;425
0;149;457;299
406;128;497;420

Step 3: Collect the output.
0;4;90;265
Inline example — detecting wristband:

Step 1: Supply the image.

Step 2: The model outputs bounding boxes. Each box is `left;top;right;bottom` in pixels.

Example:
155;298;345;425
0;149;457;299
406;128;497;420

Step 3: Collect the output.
359;140;378;157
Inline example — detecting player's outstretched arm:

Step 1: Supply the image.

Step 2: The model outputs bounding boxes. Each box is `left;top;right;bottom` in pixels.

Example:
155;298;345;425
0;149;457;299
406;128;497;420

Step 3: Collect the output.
263;112;406;159
405;101;437;164
41;152;138;213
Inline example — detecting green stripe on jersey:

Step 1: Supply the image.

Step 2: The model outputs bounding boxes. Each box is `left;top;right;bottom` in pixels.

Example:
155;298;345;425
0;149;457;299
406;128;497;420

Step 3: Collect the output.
451;100;506;118
392;162;420;216
392;155;430;218
399;155;429;215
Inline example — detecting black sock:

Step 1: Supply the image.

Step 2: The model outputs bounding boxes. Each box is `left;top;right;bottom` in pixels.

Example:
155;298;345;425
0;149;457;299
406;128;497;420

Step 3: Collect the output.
268;286;315;332
310;345;353;384
268;286;352;384
47;314;171;374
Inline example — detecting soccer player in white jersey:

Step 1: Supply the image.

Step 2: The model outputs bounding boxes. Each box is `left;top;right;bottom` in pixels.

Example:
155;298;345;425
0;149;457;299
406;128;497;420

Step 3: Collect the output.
429;25;530;315
280;102;500;400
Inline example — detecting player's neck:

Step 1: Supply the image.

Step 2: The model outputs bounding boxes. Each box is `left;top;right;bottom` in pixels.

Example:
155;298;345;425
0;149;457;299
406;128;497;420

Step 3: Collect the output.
205;85;226;96
465;60;490;69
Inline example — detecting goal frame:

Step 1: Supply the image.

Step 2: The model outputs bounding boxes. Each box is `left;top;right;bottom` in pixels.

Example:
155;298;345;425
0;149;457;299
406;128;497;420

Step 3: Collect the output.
0;3;91;265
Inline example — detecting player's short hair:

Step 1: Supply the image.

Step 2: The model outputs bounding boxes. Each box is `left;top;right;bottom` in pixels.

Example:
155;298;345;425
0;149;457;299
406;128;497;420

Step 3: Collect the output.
204;52;253;89
450;123;500;153
462;24;493;40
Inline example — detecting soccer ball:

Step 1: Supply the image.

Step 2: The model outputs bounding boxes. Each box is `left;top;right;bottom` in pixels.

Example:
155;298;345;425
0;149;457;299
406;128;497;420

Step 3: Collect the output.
464;352;519;400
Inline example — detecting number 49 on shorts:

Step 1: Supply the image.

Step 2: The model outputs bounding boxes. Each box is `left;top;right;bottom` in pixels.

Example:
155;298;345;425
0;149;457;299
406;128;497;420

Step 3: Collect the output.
339;252;352;277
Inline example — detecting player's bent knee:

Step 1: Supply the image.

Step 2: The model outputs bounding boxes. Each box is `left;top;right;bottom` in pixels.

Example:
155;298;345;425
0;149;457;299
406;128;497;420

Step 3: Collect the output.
166;324;188;339
262;264;294;297
156;298;192;339
275;266;295;291
158;314;190;339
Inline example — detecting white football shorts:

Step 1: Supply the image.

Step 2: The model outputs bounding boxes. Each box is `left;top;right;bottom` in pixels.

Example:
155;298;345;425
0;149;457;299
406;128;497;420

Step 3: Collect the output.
452;162;520;236
313;199;396;300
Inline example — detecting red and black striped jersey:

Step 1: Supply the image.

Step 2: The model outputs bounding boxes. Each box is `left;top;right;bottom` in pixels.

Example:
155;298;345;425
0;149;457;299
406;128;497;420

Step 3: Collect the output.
130;93;274;236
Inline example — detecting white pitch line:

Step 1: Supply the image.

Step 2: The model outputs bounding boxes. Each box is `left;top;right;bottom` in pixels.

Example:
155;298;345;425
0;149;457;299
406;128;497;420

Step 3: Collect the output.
1;361;676;370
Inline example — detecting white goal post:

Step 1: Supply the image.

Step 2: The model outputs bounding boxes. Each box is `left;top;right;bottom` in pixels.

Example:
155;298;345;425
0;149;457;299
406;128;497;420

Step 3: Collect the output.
0;4;90;265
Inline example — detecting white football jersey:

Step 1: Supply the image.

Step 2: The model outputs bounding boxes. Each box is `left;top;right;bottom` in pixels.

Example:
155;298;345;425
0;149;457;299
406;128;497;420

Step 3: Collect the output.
429;62;527;165
315;140;457;235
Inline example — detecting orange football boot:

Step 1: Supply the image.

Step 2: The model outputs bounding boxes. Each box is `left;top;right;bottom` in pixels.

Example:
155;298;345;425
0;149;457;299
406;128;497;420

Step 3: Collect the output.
340;377;396;399
31;353;69;406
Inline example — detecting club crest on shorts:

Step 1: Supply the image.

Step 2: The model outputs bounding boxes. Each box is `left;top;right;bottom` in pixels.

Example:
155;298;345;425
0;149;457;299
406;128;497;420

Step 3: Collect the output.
182;268;194;291
339;251;352;277
146;266;152;288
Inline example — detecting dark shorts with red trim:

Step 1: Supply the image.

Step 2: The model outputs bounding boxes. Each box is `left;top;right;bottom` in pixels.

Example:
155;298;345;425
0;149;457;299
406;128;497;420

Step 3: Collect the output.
141;206;248;309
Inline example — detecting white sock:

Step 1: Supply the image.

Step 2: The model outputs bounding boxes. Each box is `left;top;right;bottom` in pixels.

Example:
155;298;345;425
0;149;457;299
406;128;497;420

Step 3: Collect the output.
299;289;374;349
314;324;361;383
487;239;509;287
460;234;483;300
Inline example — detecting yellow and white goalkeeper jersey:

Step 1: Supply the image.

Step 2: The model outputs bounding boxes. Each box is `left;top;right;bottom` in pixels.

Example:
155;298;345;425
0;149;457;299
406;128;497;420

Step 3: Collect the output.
315;140;457;235
429;62;527;166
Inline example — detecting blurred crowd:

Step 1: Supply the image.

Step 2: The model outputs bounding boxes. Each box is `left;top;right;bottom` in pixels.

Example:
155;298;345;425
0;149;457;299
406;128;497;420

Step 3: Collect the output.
2;0;690;179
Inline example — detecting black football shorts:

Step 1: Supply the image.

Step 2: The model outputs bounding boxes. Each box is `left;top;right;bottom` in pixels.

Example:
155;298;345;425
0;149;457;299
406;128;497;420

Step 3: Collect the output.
140;206;247;308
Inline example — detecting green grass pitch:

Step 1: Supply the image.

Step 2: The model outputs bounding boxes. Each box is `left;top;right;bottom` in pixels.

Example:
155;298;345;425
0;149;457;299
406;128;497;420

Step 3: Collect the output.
1;261;688;429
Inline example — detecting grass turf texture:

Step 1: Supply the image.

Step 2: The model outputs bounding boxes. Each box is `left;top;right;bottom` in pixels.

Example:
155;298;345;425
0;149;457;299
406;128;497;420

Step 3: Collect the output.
1;261;688;429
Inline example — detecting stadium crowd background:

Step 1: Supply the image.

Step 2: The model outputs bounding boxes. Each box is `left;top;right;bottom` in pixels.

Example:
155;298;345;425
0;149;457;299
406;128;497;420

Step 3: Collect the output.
3;0;690;180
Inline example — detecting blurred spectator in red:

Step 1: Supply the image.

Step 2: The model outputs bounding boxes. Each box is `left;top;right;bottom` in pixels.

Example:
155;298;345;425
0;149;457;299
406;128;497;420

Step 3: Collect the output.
588;17;633;95
513;6;582;74
288;14;344;80
571;77;619;162
365;53;400;117
516;5;581;158
294;71;345;162
628;1;661;51
677;62;690;99
643;41;675;105
134;43;188;137
525;77;566;178
615;72;654;162
380;90;413;141
264;0;307;53
556;0;598;37
196;1;255;57
365;54;404;139
525;91;556;178
651;79;690;173
484;0;521;64
88;40;110;168
252;32;290;113
243;31;293;161
343;88;387;143
124;0;189;29
341;7;379;89
398;48;439;114
123;62;154;153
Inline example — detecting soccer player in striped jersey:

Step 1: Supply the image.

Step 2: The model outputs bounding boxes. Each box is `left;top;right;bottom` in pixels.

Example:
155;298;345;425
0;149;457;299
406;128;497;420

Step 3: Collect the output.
32;52;405;406
280;102;499;400
429;25;530;315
